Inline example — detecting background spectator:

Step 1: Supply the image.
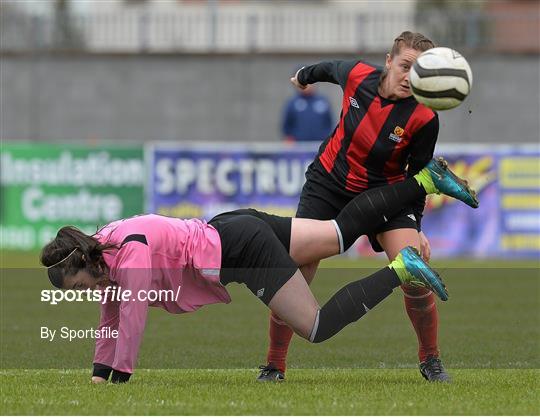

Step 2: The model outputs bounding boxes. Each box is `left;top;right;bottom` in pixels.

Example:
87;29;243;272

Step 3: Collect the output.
281;84;334;143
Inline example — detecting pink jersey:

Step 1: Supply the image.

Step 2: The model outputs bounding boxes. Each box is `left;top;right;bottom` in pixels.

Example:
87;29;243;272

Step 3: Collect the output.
92;214;231;374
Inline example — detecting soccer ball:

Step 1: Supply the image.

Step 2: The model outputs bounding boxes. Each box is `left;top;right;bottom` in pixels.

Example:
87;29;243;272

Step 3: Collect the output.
409;47;473;111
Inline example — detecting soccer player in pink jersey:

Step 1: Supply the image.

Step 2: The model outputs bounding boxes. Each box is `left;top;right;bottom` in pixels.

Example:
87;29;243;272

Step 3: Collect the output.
40;158;477;384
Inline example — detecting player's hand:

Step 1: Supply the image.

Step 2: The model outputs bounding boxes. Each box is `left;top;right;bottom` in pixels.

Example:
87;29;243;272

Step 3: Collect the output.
419;231;431;262
290;67;308;90
91;376;107;384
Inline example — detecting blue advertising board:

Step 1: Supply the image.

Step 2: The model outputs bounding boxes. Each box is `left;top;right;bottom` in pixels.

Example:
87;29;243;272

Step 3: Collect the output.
147;142;539;259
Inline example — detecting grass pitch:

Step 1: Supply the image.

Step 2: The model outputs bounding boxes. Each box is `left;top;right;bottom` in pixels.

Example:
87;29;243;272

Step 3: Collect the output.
2;369;538;415
1;252;539;415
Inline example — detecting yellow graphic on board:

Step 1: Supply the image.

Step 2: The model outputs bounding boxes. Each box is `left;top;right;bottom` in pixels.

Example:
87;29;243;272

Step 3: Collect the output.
499;157;540;189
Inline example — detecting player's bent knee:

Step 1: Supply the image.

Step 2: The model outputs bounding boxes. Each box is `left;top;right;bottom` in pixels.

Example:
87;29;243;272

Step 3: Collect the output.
300;261;319;284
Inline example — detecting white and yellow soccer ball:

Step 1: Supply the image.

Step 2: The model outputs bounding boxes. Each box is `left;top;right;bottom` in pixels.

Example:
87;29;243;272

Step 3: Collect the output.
409;47;473;111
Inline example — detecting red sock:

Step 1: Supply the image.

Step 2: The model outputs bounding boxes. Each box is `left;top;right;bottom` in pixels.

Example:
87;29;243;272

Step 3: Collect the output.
402;285;439;362
266;312;294;373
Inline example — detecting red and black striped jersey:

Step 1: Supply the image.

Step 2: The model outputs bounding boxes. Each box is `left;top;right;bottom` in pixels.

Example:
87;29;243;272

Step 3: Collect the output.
298;60;438;193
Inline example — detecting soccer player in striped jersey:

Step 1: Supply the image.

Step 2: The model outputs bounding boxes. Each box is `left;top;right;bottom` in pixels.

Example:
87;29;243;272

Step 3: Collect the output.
260;32;454;383
41;159;477;384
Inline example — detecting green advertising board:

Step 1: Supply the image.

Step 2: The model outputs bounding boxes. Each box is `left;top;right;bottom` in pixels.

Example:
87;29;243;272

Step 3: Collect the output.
1;142;145;251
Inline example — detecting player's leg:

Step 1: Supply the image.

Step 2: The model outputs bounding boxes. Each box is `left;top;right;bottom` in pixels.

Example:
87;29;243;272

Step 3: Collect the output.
327;157;471;381
213;211;448;341
217;180;427;269
242;158;479;271
263;159;426;378
262;161;348;380
268;246;448;343
262;157;479;379
289;176;427;264
267;269;319;338
210;208;329;379
266;173;433;268
259;178;435;378
266;157;480;268
377;225;450;382
291;158;480;265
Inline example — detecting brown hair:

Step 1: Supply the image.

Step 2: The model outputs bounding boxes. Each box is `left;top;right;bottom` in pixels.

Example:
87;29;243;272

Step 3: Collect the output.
390;31;435;58
380;31;435;84
40;226;118;288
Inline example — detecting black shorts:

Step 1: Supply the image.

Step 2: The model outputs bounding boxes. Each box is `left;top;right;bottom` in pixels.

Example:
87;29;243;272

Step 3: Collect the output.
296;160;419;253
208;209;296;305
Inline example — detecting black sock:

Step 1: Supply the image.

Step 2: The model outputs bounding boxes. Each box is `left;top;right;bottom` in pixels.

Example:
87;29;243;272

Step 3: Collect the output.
310;267;401;343
334;178;426;252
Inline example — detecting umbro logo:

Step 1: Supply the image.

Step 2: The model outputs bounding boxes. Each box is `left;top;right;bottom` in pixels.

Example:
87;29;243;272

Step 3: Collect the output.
407;213;416;221
256;288;265;298
349;97;359;108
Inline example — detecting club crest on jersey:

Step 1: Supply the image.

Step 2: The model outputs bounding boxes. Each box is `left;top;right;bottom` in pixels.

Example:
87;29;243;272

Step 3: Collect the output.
389;126;404;143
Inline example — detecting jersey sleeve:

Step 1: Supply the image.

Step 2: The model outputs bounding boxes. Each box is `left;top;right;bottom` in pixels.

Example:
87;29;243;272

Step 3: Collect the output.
406;113;439;229
110;242;153;379
92;297;121;379
297;60;359;90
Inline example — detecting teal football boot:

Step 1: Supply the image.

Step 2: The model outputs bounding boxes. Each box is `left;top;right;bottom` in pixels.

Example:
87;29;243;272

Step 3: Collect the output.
391;246;449;301
420;157;479;208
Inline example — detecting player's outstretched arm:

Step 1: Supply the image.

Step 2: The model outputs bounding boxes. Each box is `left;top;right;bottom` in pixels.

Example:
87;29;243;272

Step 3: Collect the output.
290;67;308;90
293;60;357;89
